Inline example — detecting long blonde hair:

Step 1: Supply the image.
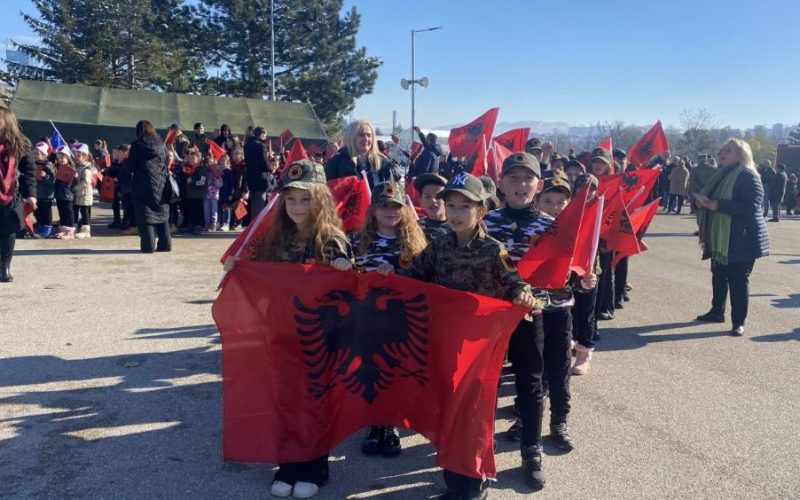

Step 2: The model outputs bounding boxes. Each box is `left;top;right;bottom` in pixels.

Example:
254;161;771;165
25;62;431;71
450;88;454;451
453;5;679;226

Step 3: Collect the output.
358;203;427;269
257;185;346;263
343;120;383;170
0;106;31;158
724;138;756;171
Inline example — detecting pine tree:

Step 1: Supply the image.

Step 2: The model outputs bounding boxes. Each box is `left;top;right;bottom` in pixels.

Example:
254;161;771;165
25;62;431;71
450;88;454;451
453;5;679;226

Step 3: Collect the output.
194;0;381;133
9;0;201;92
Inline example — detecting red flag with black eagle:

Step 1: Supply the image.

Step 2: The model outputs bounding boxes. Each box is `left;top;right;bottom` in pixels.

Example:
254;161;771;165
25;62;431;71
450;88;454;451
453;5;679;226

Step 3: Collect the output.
212;263;527;479
516;184;590;288
570;195;604;277
448;108;500;157
487;140;513;180
619;167;661;210
327;176;370;233
204;139;226;161
164;128;177;147
492;128;530;153
611;198;660;266
601;189;640;263
628;120;669;168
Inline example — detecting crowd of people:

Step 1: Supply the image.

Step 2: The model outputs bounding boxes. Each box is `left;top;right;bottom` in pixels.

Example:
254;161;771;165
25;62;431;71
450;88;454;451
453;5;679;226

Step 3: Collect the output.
0;107;779;499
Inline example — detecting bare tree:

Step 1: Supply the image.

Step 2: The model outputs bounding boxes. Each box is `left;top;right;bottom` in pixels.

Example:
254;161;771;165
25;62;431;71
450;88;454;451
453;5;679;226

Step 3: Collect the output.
680;108;720;131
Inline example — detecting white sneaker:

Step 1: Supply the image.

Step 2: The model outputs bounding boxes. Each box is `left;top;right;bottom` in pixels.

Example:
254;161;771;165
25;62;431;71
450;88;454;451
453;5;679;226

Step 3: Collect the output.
270;480;293;498
292;482;319;499
220;225;230;232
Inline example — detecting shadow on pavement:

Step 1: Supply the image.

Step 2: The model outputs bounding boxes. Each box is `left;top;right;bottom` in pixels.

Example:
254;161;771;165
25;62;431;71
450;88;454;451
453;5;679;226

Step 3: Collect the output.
749;327;800;343
770;294;800;309
15;248;142;256
595;321;729;351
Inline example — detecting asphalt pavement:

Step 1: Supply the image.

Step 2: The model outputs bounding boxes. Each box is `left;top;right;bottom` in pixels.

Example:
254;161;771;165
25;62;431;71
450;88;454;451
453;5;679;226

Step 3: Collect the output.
1;206;798;500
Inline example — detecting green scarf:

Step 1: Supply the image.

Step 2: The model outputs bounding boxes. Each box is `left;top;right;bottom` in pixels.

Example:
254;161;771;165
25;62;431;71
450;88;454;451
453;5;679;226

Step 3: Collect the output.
698;164;744;264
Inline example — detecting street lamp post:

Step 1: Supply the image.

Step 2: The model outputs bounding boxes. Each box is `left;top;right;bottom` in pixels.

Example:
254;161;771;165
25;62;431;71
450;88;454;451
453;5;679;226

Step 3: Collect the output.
402;26;442;149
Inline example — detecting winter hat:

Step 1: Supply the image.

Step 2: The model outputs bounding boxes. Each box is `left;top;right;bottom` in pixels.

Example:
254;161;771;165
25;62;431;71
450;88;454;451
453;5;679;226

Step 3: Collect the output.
34;142;50;156
72;143;90;156
55;145;72;157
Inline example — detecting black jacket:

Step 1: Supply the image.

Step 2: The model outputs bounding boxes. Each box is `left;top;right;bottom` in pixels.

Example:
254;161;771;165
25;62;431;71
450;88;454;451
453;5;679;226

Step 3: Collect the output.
0;150;36;235
324;147;400;189
129;135;169;224
244;136;270;192
410;132;442;178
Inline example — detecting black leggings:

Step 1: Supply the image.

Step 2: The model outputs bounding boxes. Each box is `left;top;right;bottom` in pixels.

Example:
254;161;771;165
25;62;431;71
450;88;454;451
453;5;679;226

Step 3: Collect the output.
0;232;15;264
274;455;329;486
572;286;597;349
596;251;615;316
75;205;91;228
35;199;53;226
57;199;75;227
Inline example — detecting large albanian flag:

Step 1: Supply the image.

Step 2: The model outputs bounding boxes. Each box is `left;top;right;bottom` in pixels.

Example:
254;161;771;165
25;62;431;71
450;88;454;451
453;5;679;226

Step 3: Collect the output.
212;263;527;479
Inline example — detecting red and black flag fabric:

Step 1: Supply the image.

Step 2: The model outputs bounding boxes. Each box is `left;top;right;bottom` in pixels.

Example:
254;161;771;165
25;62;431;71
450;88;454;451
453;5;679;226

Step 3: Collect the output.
492;128;529;153
280;129;294;149
601;189;640;263
164;128;177;147
327;176;370;233
212;263;527;479
448;108;500;157
487;140;513;181
619;167;661;210
570;195;604;277
285;139;308;166
628;120;669;168
517;185;590;288
205;139;226;161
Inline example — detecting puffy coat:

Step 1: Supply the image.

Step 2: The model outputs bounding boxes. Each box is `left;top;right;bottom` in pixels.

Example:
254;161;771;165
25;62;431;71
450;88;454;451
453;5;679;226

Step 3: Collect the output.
410;132;442;178
72;162;95;206
244;136;270;192
36;160;56;200
706;167;770;263
129;135;169;224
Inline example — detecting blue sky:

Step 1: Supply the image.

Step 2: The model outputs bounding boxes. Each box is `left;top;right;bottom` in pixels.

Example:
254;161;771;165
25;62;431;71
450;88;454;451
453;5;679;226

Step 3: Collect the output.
3;0;799;130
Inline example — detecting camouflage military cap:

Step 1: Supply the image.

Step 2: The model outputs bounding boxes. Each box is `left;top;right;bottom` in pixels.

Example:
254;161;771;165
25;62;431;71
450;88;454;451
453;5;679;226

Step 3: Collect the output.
564;159;586;172
371;182;405;206
501;151;542;178
613;148;628;159
591;147;611;164
279;160;326;191
413;173;447;192
541;171;572;196
525;137;543;151
574;173;599;192
437;172;486;202
479;175;497;196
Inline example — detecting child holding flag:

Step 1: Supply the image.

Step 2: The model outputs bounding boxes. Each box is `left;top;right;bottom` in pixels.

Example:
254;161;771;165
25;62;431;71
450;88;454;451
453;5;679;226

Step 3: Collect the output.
33;142;56;238
533;172;597;451
204;156;223;231
483;152;552;490
53;147;77;239
351;181;427;458
223;159;354;499
405;172;537;500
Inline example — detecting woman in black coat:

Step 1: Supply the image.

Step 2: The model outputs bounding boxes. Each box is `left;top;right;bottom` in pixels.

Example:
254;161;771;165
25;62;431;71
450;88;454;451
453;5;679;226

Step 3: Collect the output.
129;120;172;253
324;120;400;189
0;107;36;283
695;138;769;336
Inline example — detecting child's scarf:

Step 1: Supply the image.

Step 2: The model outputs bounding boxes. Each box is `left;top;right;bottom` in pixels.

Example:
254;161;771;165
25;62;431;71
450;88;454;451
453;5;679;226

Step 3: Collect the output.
0;143;18;206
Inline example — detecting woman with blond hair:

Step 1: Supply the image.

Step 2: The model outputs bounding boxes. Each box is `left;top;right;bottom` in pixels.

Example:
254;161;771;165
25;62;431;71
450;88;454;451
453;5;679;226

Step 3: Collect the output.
324;120;400;189
0;107;36;283
695;138;769;336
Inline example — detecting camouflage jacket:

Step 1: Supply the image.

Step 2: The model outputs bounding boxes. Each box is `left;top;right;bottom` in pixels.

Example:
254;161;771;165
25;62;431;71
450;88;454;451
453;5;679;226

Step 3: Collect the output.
417;217;450;242
256;233;354;265
409;226;530;302
688;163;716;195
483;205;554;263
350;232;405;272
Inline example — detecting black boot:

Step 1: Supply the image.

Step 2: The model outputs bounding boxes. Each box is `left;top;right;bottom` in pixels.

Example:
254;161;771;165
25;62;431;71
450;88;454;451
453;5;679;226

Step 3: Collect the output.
696;311;725;323
521;444;546;490
441;470;464;500
461;477;489;500
0;262;12;283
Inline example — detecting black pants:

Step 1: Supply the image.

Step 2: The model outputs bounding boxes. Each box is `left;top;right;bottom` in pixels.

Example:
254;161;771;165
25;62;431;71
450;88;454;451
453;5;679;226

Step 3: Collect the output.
508;315;545;447
112;189;122;223
122;193;136;226
596;251;615;316
186;198;205;227
669;194;685;213
0;232;15;264
572;286;597;349
710;259;755;328
274;455;329;486
75;205;91;228
35;199;53;227
56;199;75;227
614;256;629;304
542;309;572;423
169;202;179;225
138;221;172;253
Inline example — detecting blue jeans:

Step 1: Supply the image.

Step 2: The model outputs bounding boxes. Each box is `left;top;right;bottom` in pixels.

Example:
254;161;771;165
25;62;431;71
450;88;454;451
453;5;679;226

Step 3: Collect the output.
204;198;219;228
218;206;231;227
